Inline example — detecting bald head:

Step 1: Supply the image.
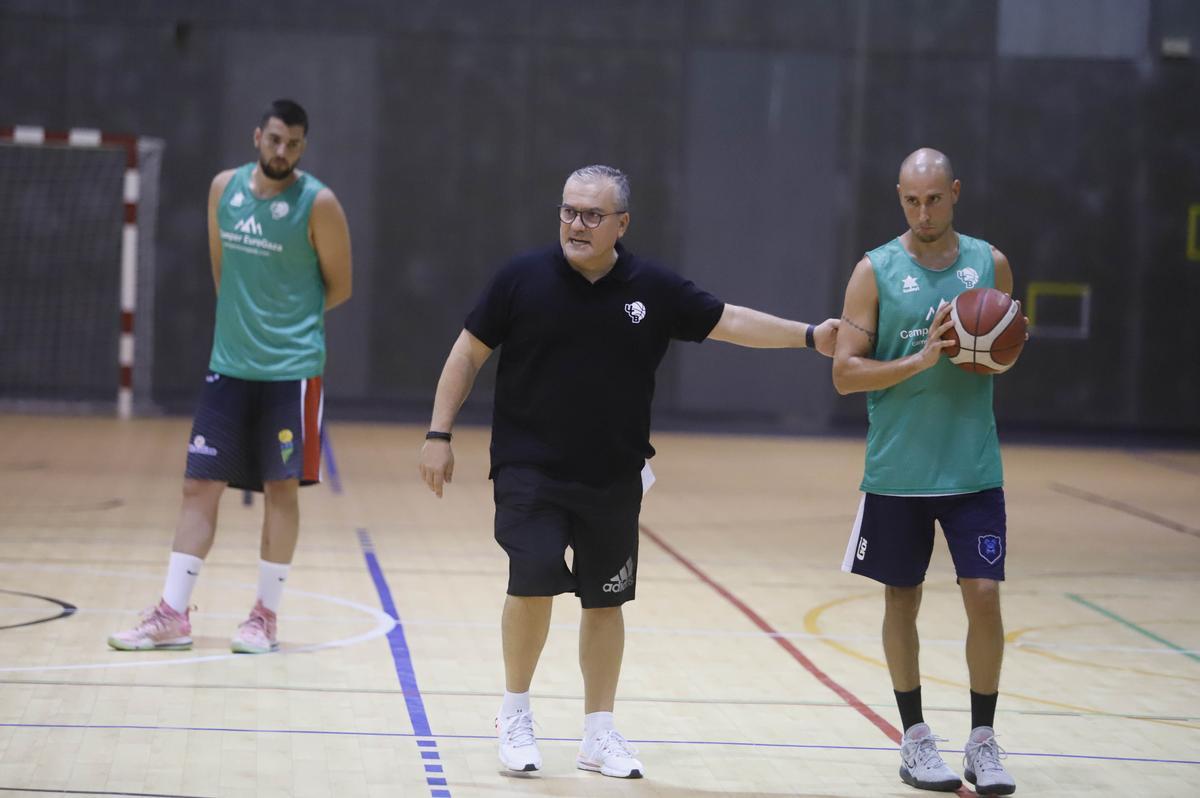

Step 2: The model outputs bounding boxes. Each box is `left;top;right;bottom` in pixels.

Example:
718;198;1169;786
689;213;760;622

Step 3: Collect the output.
896;148;960;244
899;148;955;185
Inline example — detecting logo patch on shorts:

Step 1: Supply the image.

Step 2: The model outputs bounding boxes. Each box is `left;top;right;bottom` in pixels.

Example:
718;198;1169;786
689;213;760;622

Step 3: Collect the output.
856;537;868;560
977;534;1003;565
278;429;294;464
188;435;217;456
602;557;635;593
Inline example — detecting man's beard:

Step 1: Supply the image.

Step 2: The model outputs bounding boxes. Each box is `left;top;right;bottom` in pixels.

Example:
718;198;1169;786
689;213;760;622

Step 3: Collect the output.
260;157;295;180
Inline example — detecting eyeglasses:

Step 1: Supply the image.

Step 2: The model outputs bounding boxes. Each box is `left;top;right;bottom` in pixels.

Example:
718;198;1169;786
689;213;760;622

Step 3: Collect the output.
557;205;626;229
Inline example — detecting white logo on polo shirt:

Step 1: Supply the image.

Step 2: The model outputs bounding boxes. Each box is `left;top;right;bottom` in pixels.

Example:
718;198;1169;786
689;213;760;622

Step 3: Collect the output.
625;301;646;323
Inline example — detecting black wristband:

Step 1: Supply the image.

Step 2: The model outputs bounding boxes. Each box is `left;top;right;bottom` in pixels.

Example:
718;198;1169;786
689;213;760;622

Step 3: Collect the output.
425;430;452;442
805;324;815;349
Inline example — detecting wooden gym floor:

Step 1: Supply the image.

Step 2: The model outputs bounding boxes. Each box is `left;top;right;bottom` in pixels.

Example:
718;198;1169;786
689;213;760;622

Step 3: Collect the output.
0;414;1197;797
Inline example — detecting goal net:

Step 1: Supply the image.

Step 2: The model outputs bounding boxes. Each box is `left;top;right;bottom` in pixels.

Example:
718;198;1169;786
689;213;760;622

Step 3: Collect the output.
0;128;162;418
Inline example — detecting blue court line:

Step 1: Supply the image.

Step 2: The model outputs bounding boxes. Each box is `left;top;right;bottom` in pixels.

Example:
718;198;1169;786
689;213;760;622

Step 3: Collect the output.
1067;593;1200;664
2;723;1197;767
357;527;447;797
321;425;343;495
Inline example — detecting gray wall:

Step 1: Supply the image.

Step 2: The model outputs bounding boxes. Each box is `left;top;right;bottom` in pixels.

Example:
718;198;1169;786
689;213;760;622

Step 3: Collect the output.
2;0;1197;437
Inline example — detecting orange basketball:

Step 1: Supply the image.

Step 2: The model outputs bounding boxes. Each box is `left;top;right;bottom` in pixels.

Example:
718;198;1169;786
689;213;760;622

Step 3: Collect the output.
944;287;1026;374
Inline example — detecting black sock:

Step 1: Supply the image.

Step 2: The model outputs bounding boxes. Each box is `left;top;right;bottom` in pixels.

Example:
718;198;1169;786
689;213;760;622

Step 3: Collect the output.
970;690;998;730
894;686;924;732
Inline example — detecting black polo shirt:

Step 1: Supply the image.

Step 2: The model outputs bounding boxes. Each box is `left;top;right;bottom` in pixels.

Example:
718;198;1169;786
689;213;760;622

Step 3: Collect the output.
465;241;725;486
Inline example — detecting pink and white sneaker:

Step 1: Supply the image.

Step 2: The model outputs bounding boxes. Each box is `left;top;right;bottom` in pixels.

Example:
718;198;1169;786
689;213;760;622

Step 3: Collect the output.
231;599;278;654
108;599;192;651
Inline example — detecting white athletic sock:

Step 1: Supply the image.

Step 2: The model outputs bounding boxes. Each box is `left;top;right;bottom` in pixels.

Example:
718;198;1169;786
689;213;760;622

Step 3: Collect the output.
162;552;203;613
500;690;531;718
584;711;615;737
257;559;290;613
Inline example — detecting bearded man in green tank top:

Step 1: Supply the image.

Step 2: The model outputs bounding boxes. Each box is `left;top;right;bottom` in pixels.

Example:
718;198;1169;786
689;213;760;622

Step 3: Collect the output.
109;99;352;655
833;149;1022;795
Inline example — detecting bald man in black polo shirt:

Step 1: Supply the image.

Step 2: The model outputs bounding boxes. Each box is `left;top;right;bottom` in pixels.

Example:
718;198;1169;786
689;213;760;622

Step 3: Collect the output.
419;164;838;780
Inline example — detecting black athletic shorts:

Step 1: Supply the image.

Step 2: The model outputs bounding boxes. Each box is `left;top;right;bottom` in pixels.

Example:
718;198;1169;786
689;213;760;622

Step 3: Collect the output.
841;488;1007;586
184;372;323;492
493;465;642;609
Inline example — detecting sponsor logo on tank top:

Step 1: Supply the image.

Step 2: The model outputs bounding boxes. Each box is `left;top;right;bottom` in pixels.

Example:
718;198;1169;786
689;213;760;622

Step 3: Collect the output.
902;275;920;293
899;300;951;347
230;191;245;208
233;216;262;236
602;557;635;592
270;200;290;220
625;301;646;323
221;214;284;256
957;267;979;288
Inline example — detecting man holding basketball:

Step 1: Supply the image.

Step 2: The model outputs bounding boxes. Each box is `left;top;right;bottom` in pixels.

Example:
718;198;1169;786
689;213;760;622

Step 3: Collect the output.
833;148;1019;795
108;99;352;655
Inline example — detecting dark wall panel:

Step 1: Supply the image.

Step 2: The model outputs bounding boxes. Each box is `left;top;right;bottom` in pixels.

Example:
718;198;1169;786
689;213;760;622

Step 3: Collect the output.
370;38;534;403
1;0;1197;437
987;60;1142;427
674;49;841;430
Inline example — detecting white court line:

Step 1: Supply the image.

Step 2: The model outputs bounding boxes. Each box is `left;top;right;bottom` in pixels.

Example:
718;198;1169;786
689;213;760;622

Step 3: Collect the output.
0;607;368;623
4;565;1194;659
0;563;395;673
390;617;1200;656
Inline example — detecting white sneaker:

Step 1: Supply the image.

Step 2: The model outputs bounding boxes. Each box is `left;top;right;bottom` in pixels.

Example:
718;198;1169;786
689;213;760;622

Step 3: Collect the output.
899;723;962;792
577;728;643;778
496;710;541;772
964;726;1016;795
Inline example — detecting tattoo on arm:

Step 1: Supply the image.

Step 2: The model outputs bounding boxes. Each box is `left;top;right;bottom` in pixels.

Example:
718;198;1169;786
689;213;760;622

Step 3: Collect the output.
841;316;877;341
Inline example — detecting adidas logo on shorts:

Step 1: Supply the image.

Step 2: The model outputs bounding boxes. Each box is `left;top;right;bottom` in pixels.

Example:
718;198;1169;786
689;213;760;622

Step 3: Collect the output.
602;557;635;593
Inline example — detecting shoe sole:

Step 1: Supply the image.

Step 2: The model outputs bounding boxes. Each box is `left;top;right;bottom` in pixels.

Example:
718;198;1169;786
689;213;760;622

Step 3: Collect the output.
899;766;962;791
107;638;192;651
965;769;1016;795
500;762;539;773
231;641;280;654
578;760;643;779
498;751;540;773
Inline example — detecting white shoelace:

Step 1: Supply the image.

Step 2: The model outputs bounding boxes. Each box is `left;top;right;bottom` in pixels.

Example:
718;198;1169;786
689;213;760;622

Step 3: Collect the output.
498;712;536;748
905;733;950;770
592;729;638;759
965;735;1007;775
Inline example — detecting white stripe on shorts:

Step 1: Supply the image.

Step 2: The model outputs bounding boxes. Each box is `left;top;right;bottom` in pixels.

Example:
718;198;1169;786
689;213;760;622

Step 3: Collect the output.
840;494;867;573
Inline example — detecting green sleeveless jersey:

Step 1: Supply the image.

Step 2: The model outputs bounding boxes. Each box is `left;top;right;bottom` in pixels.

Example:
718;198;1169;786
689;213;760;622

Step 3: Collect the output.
861;233;1003;495
209;164;327;380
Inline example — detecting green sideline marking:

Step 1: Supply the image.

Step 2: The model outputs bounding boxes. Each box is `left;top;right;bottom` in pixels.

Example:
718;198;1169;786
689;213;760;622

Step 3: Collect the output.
1067;593;1200;664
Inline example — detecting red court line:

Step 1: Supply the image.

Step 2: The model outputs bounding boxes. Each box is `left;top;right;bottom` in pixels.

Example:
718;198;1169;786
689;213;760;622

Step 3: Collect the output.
640;523;900;741
640;523;977;796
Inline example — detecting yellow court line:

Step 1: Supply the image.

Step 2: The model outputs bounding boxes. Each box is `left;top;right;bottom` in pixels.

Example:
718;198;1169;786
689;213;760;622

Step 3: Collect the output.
803;593;1200;731
1188;204;1200;261
1006;624;1200;684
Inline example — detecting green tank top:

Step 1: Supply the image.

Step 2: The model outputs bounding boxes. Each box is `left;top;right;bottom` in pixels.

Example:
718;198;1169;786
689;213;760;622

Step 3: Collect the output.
861;233;1003;495
209;163;327;380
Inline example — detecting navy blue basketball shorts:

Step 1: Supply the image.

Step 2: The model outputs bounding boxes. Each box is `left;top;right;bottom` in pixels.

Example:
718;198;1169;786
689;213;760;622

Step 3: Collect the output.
493;466;642;609
184;372;324;493
841;488;1006;586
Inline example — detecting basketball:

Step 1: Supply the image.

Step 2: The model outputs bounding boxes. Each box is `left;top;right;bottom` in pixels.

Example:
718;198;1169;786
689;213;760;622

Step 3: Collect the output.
944;287;1026;374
